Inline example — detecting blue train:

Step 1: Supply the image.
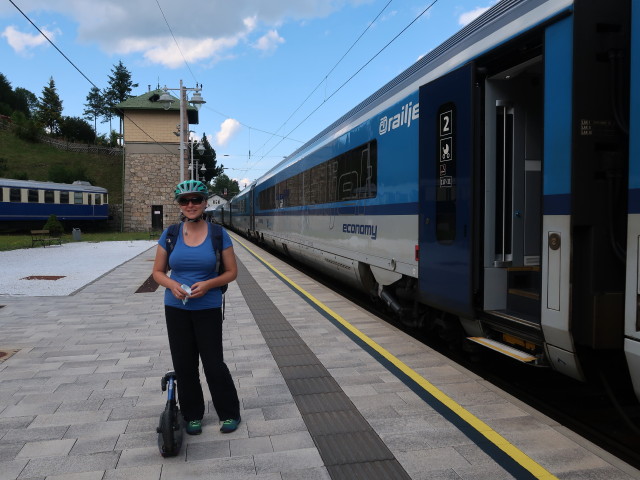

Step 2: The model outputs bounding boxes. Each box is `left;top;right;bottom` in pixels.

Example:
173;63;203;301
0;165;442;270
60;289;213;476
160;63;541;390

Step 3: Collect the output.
0;178;109;228
216;0;640;402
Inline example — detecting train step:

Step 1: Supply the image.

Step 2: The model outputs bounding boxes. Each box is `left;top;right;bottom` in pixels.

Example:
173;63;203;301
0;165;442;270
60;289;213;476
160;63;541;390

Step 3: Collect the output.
466;337;539;364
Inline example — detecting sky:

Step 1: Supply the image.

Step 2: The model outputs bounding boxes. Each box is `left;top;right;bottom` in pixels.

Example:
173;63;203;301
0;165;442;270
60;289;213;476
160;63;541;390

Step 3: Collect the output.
1;0;497;188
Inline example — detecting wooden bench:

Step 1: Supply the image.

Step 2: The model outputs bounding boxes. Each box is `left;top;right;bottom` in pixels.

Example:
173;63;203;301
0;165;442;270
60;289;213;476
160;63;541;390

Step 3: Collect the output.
30;230;62;248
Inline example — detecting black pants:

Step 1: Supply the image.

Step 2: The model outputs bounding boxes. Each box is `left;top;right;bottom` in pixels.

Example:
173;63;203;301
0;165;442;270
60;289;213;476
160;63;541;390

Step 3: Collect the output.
165;306;240;422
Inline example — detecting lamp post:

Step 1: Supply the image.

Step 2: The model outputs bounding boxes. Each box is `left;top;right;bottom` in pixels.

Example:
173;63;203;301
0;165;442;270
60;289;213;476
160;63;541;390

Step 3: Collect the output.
189;136;206;181
158;81;206;182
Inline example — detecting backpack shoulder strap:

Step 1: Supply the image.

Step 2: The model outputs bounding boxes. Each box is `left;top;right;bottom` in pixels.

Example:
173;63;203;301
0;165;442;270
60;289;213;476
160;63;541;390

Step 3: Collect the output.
210;223;223;251
165;223;180;257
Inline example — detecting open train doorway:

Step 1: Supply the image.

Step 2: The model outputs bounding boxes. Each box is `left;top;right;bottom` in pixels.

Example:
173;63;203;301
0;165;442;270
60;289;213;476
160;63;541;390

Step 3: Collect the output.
482;57;543;327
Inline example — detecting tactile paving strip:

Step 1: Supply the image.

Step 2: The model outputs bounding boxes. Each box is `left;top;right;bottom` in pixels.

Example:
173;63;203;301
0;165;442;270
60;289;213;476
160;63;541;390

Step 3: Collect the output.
235;259;411;480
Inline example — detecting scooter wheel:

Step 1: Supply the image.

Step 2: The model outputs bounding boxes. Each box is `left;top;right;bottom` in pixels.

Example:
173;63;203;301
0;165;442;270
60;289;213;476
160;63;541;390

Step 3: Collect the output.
158;409;176;457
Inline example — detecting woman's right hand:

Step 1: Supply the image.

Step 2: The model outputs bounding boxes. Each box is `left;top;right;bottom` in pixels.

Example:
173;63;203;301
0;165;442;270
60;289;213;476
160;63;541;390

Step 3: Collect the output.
169;282;189;301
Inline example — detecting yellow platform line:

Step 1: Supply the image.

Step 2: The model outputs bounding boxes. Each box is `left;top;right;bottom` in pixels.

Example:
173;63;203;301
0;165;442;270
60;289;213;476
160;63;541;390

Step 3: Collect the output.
233;235;558;480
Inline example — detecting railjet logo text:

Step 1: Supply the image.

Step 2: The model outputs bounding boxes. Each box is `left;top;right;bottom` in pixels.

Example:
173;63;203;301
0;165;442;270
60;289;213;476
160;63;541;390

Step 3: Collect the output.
343;223;378;240
379;102;419;136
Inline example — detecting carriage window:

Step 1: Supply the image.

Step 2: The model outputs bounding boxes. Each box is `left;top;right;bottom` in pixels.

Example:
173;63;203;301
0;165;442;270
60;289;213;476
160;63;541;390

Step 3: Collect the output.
10;188;21;202
44;190;54;203
60;191;69;204
257;140;377;210
95;194;102;205
74;192;84;204
28;189;38;203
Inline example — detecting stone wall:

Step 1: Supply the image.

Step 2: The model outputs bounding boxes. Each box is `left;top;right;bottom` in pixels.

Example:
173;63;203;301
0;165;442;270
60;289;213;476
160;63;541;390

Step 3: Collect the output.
123;149;187;232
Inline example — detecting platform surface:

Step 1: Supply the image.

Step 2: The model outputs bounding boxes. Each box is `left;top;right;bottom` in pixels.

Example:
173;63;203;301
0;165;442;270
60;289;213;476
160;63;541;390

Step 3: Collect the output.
0;234;638;480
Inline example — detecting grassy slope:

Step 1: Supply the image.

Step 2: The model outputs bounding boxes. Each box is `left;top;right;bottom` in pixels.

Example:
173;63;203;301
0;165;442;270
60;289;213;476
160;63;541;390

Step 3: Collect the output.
0;129;123;204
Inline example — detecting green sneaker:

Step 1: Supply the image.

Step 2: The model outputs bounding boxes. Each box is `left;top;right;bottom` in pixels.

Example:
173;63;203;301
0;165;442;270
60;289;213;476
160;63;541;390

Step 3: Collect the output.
186;420;202;435
220;418;240;433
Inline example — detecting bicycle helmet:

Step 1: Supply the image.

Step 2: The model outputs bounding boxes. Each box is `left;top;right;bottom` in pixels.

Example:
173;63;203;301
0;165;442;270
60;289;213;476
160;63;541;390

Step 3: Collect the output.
174;180;208;200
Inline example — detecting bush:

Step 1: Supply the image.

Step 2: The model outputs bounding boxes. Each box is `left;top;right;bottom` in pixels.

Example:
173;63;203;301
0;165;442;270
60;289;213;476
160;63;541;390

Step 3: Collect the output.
11;111;41;142
43;214;64;237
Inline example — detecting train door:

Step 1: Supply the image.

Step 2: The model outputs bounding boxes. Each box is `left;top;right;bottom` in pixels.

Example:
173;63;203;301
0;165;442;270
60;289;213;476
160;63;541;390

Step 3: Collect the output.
329;160;338;230
151;205;163;231
482;57;543;328
625;0;640;400
249;184;255;233
418;62;476;318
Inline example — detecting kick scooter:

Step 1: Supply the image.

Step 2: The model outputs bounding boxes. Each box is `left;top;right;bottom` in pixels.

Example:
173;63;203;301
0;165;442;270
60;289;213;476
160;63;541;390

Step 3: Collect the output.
156;370;183;457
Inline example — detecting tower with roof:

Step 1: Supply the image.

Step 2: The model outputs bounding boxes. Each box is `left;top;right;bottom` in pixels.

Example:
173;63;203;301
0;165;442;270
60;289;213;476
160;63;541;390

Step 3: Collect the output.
114;88;198;232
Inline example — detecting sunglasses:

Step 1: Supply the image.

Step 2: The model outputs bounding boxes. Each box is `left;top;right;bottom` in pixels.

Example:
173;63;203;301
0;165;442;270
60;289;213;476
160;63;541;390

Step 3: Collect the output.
178;196;204;206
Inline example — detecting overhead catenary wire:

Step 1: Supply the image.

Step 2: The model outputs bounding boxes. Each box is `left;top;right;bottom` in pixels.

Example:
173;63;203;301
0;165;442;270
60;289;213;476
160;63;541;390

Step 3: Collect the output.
251;0;439;171
251;0;395;159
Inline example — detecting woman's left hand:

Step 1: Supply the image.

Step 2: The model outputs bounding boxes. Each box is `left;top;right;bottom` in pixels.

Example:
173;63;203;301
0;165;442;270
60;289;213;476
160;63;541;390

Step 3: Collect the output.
187;281;210;299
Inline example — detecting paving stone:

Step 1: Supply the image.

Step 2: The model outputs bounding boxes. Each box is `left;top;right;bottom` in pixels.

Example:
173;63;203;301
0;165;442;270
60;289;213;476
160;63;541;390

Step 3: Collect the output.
18;451;120;478
16;438;76;458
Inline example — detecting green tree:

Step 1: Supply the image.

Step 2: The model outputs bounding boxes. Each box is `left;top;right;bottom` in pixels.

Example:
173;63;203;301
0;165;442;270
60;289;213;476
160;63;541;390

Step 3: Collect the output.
0;73;16;116
11;110;41;142
83;86;104;136
14;87;38;118
193;133;224;183
103;61;138;142
37;77;63;135
211;173;239;198
59;116;96;143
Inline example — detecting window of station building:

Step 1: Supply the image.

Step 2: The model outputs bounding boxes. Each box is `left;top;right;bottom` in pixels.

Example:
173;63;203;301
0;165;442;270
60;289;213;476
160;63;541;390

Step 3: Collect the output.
44;190;55;203
60;191;69;204
74;192;84;204
9;188;21;202
28;189;38;203
258;140;377;210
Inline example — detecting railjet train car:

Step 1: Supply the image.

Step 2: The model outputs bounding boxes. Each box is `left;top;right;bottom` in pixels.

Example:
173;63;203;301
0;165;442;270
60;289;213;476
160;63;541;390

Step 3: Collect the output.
221;0;640;401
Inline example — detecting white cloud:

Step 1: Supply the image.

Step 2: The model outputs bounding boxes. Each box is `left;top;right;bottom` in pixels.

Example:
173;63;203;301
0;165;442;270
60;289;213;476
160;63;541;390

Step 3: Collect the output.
1;0;363;67
215;118;242;147
253;30;285;53
1;25;58;55
458;4;495;26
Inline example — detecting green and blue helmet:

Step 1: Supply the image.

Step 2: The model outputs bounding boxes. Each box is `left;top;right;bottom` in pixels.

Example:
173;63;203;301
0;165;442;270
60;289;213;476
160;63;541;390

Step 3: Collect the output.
174;180;208;200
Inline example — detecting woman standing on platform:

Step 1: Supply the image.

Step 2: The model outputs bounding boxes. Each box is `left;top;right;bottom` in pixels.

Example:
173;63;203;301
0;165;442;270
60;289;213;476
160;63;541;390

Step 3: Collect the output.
152;179;241;435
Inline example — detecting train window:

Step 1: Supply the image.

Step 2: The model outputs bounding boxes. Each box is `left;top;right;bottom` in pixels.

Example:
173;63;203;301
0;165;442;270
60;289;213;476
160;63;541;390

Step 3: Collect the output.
258;140;377;210
9;188;20;202
60;191;69;204
73;192;83;204
309;162;327;205
28;189;38;203
95;194;102;205
44;190;54;203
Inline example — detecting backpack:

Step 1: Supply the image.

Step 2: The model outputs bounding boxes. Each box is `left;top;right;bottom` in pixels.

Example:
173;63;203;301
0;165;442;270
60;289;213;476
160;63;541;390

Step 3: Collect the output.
165;222;228;294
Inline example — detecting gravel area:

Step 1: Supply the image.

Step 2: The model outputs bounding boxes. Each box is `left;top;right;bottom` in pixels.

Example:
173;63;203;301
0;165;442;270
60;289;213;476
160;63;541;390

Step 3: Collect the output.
0;241;158;296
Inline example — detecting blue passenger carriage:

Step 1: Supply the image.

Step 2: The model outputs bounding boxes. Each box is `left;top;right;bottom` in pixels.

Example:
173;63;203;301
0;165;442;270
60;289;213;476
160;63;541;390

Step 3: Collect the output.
0;178;109;229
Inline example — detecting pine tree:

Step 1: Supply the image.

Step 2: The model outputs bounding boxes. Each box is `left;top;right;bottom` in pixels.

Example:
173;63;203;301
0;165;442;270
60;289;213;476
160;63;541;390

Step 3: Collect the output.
103;61;138;143
194;133;224;183
37;77;63;135
84;86;104;136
